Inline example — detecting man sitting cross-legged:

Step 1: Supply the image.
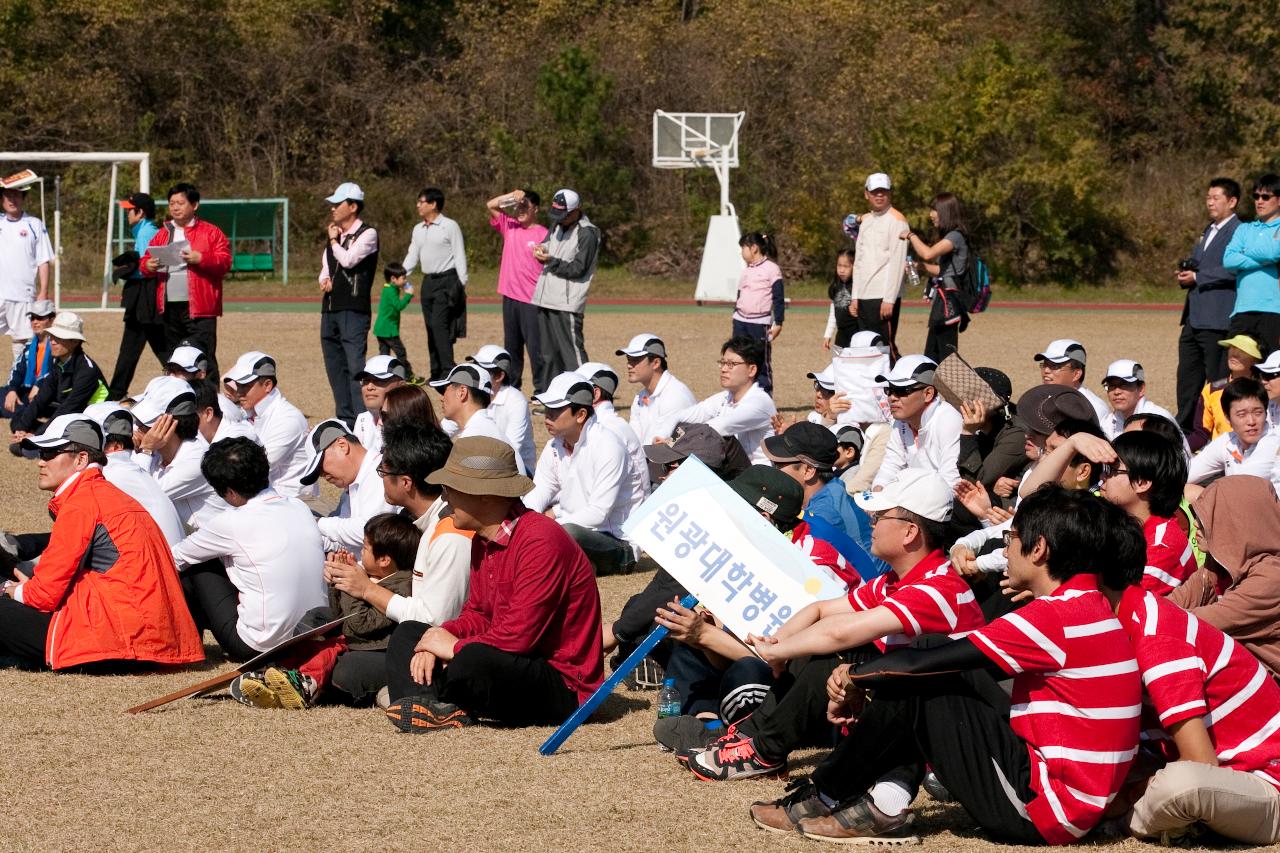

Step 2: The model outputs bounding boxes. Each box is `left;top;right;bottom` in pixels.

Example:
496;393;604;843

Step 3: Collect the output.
684;469;983;782
383;436;603;732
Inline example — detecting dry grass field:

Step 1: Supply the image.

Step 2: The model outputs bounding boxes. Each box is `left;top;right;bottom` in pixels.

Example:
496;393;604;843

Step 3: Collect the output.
0;299;1251;851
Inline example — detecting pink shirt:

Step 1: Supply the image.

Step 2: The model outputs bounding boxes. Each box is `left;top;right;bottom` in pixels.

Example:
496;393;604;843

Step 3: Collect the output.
492;213;550;303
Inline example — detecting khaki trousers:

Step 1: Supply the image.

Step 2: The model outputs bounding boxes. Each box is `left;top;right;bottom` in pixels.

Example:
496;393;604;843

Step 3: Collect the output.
1129;760;1280;845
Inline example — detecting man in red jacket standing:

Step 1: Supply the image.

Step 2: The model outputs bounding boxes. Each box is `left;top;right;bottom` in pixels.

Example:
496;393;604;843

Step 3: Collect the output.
142;183;231;379
0;414;203;670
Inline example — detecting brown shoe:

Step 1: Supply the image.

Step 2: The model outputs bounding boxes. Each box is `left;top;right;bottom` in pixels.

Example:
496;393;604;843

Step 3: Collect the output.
798;795;919;845
750;778;832;834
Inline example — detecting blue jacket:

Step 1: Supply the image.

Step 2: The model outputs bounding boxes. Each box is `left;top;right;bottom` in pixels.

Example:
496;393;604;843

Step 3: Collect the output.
131;219;159;278
4;335;53;395
804;479;890;581
1223;217;1280;316
1182;216;1241;330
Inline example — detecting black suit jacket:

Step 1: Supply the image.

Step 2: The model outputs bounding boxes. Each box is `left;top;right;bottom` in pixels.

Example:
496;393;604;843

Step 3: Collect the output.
1182;215;1241;329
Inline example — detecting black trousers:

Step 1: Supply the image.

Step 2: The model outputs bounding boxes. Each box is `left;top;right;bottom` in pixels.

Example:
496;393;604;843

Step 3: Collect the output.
376;335;414;378
731;319;773;394
385;621;580;725
422;272;460;381
108;316;168;401
811;668;1042;845
163;302;219;380
1229;311;1280;356
739;652;847;762
1176;324;1228;432
613;569;687;651
856;298;902;358
502;296;542;391
179;560;258;662
535;307;586;392
320;309;370;426
0;596;52;667
664;642;774;722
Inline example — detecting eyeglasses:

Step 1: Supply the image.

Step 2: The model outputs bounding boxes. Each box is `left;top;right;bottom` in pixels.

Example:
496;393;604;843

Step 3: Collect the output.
1253;192;1276;201
717;359;746;369
884;385;925;398
870;512;914;526
1100;463;1130;480
1002;529;1021;547
375;464;404;479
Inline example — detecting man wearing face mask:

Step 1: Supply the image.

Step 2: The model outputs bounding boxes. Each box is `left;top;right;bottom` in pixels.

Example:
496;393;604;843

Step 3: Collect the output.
486;188;549;391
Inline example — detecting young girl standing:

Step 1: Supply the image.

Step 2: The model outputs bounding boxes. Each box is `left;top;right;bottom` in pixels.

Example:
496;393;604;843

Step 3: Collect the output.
733;232;784;393
823;249;858;350
904;193;970;362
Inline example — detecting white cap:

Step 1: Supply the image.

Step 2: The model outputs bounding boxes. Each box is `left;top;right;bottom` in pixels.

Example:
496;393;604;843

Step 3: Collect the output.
299;419;358;486
854;469;953;522
1103;359;1144;385
428;364;493;395
466;345;513;373
1034;339;1087;365
324;182;364;204
547;189;581;222
830;423;865;451
1257;351;1280;376
875;354;938;389
20;414;102;451
577;361;619;397
807;365;836;392
865;173;892;192
47;311;86;342
83;402;134;438
533;372;595;408
848;330;888;351
166;345;209;374
130;376;198;426
355;354;407;381
26;299;55;318
224;351;277;385
615;333;667;359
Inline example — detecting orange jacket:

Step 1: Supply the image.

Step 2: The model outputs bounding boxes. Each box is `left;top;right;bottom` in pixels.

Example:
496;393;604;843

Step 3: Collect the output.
21;467;204;670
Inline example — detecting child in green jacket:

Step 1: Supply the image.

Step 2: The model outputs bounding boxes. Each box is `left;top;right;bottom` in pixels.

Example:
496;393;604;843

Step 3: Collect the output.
374;262;416;380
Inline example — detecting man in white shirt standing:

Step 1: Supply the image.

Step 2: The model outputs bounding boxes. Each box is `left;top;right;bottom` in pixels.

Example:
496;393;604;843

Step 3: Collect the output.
129;375;217;528
616;332;697;445
223;351;312;497
353;354;407;457
871;354;963;490
299;419;396;556
657;336;777;464
1033;339;1112;432
577;361;651;505
465;345;535;475
0;176;52;368
84;402;186;546
850;173;909;353
1102;359;1177;438
525;371;637;574
319;181;379;426
403;187;467;382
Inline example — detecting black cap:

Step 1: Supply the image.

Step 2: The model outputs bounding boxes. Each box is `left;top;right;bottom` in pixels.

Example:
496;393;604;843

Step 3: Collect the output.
120;192;156;220
761;422;838;470
974;367;1013;403
645;422;751;480
729;465;804;531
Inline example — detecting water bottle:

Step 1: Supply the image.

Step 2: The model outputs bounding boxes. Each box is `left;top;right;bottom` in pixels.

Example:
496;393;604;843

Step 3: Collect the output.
906;255;922;289
657;678;681;718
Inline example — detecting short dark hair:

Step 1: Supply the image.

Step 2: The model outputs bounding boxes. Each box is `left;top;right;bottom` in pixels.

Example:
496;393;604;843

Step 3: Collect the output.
522;188;541;207
1222;377;1268;419
1125;412;1185;449
384;261;406;281
419;187;445;211
70;443;108;466
1012;485;1109;583
722;336;764;374
903;510;949;552
1097;499;1147;592
193;378;222;421
174;411;200;441
381;420;453;494
466;386;492;409
1253;174;1280;199
1111;430;1187;518
201;436;269;499
167;182;200;204
104;434;135;452
363;512;421;574
568;402;594;420
1209;177;1241;202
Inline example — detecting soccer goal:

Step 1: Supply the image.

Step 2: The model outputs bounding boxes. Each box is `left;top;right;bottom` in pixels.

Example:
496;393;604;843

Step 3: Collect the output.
652;111;746;303
0;151;151;311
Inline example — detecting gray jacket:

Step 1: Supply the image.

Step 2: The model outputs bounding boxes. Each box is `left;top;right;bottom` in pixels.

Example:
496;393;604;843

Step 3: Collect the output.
1183;215;1241;331
532;214;600;314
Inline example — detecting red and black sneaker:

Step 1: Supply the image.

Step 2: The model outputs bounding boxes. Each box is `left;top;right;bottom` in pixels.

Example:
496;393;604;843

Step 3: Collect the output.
687;735;786;782
385;697;474;733
675;718;745;766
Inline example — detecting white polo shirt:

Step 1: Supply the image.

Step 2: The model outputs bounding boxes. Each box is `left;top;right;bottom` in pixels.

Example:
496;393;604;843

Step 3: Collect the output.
1079;386;1113;436
103;451;186;546
663;382;777;464
873;396;963;489
490;384;536;475
317;447;397;554
248;388;313;497
1188;428;1280;494
628;370;698;445
451;408;528;475
596;400;651;507
384;496;473;627
0;213;53;303
1105;395;1176;439
135;435;219;528
172;488;328;651
524;416;634;537
213;416;259;444
353;410;382;457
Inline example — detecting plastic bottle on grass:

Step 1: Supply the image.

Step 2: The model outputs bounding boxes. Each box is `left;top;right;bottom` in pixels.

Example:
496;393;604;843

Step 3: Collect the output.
657;678;681;718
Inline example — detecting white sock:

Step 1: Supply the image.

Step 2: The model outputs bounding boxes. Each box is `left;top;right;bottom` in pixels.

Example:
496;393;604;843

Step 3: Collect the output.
870;780;913;816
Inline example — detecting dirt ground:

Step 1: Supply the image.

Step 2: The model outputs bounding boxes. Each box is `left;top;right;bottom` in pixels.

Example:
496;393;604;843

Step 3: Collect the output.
0;301;1246;851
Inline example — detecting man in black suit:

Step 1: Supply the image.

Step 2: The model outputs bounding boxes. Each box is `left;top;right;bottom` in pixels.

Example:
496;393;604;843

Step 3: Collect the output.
1175;177;1242;432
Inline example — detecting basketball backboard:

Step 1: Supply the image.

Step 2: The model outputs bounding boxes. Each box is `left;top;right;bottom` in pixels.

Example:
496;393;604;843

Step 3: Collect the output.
652;111;744;169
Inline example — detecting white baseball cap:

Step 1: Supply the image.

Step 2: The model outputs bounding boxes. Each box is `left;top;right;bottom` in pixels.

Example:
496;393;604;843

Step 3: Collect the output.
848;330;889;352
1256;351;1280;376
428;364;493;395
21;414;103;451
577;361;619;397
224;351;278;385
1034;339;1087;366
807;365;836;392
324;182;364;204
865;173;892;192
466;345;513;374
299;419;359;486
1103;359;1145;385
854;469;953;522
615;333;668;359
355;355;407;382
166;344;209;374
875;354;938;389
83;402;134;439
533;372;595;408
547;189;581;223
130;376;198;426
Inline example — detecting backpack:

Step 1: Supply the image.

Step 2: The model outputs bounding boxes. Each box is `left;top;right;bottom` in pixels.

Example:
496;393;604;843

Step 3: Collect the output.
958;252;993;314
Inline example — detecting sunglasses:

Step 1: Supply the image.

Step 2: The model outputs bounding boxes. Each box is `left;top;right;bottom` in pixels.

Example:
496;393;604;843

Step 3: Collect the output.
1253;192;1276;201
37;447;76;462
1100;463;1130;480
885;385;925;398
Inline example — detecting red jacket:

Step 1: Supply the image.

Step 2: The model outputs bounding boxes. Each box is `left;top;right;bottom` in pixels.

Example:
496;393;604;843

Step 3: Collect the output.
20;467;204;670
141;217;231;318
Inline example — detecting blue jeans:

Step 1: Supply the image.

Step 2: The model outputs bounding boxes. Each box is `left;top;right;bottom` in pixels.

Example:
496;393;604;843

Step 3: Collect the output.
320;310;369;426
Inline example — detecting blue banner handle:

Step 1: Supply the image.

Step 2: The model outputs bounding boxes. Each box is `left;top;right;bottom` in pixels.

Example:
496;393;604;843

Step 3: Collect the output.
539;593;698;756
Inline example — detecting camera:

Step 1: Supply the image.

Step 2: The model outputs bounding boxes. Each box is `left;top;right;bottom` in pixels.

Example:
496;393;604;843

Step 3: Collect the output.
1178;258;1200;272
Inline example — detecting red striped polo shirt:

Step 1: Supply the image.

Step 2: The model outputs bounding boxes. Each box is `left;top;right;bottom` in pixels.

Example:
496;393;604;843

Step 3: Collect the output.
847;549;985;652
1119;585;1280;789
1141;515;1196;596
969;574;1141;845
791;520;855;588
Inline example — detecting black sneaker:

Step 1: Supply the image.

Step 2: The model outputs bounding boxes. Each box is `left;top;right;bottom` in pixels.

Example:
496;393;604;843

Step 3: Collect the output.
654;714;724;752
750;777;832;834
798;795;919;845
922;770;953;803
385;697;475;733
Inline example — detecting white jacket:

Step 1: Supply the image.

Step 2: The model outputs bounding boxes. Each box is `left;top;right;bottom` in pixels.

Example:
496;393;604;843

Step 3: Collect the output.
873;397;963;489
